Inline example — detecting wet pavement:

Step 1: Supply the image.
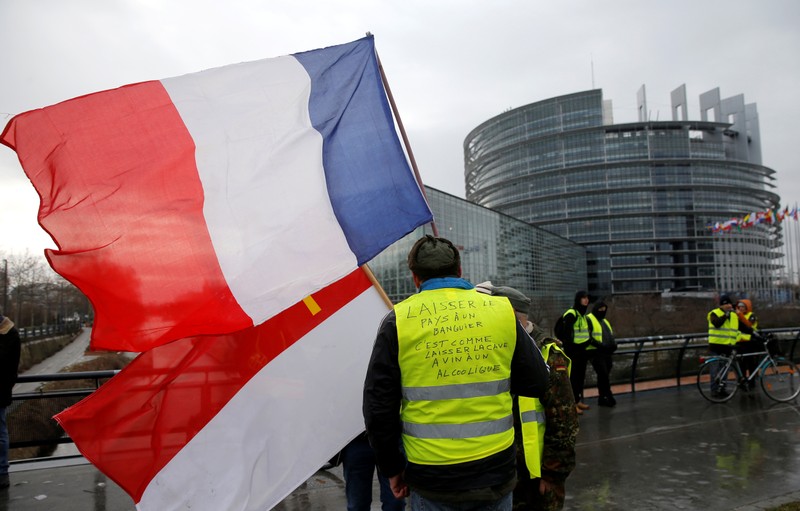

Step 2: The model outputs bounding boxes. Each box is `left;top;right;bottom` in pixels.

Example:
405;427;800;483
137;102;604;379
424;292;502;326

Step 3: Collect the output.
4;385;800;510
566;387;800;510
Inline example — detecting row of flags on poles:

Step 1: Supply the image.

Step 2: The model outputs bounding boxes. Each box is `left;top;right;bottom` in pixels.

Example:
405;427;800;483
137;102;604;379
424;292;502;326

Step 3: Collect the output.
1;36;433;510
708;204;799;234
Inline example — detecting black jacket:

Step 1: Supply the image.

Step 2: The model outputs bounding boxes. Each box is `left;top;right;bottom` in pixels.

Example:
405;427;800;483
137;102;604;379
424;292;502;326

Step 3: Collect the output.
560;291;589;345
0;317;21;408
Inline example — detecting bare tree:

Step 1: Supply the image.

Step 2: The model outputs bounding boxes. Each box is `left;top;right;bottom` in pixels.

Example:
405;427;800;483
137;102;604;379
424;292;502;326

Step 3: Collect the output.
41;271;90;324
1;250;91;328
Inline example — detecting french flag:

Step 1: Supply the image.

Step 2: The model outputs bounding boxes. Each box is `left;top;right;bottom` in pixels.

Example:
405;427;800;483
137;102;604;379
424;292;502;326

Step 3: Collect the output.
1;35;432;352
56;268;390;510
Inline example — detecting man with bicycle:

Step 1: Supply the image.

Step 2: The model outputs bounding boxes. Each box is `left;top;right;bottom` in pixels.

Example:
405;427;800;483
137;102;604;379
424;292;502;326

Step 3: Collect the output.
706;295;755;398
701;297;799;403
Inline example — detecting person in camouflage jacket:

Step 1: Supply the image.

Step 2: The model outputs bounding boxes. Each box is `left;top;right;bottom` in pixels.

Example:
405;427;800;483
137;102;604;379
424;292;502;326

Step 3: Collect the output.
477;283;579;511
515;325;579;510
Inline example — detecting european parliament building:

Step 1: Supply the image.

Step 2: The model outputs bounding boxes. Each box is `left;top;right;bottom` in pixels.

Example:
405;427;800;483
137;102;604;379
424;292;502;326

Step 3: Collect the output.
464;86;781;297
370;187;586;314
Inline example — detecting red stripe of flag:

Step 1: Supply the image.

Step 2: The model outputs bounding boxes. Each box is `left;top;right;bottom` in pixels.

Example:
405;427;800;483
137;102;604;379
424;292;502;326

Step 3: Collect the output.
55;268;373;502
1;81;251;351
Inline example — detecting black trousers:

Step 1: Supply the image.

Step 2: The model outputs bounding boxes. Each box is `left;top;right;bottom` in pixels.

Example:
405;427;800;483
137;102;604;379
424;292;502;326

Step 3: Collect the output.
565;346;613;401
736;340;760;378
564;344;588;402
709;343;733;357
590;350;613;399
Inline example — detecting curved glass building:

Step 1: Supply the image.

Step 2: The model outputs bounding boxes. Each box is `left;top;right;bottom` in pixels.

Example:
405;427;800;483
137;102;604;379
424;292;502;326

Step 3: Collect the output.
464;86;781;297
370;186;587;319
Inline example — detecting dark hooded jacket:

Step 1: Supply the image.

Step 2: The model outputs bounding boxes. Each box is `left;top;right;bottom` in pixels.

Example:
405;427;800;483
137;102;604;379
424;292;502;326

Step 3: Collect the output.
591;300;607;321
587;301;615;351
559;291;589;344
0;316;21;408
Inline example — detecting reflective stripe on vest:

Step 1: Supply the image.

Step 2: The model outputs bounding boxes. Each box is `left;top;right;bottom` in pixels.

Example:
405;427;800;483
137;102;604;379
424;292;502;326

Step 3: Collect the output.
564;309;589;344
403;415;513;439
587;313;613;351
707;308;739;346
396;287;517;465
518;343;571;478
403;379;510;401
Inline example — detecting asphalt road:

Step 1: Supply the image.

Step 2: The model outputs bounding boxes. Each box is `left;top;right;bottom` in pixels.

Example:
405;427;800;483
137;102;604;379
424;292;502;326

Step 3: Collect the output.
14;329;95;394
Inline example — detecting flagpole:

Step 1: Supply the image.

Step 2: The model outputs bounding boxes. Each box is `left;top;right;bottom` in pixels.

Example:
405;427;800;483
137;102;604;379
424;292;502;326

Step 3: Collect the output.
792;205;798;289
375;49;439;237
362;264;394;309
789;203;800;303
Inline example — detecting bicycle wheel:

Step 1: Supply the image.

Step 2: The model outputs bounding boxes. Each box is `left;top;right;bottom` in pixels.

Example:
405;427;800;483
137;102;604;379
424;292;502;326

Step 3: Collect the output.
760;358;800;402
697;357;738;403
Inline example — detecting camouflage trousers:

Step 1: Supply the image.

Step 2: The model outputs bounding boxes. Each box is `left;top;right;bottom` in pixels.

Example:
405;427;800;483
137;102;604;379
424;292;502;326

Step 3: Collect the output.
512;477;566;511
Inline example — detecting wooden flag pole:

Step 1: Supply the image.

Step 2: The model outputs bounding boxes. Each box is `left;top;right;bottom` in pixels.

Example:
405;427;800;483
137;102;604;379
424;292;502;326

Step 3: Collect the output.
362;264;394;309
375;49;439;238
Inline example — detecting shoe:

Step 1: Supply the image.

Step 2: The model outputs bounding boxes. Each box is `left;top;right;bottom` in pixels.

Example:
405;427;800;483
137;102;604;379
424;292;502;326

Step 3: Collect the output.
575;405;584;415
0;474;9;489
576;402;590;410
598;396;615;407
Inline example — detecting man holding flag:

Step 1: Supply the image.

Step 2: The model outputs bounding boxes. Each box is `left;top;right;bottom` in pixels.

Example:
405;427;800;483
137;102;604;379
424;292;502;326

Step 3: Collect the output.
364;235;550;511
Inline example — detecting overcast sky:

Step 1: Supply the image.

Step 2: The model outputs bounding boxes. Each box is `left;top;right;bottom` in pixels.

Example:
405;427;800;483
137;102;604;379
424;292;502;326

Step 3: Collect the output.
2;0;799;256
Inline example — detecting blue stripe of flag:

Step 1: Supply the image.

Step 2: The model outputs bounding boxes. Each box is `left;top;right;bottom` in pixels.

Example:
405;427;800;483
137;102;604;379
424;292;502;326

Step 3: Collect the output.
294;36;433;265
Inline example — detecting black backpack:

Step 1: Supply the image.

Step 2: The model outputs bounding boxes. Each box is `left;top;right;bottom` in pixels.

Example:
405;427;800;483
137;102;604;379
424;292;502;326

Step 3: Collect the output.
553;313;570;343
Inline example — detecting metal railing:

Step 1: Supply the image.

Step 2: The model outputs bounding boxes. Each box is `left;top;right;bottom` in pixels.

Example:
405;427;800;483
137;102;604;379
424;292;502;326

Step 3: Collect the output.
10;370;119;450
17;323;83;341
610;327;799;392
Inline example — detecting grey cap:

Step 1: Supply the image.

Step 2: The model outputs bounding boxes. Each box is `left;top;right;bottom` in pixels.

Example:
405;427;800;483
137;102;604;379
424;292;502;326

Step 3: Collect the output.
489;285;531;314
474;281;494;295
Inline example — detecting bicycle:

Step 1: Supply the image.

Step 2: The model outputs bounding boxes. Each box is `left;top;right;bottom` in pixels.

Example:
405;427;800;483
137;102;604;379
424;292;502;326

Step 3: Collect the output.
697;334;800;403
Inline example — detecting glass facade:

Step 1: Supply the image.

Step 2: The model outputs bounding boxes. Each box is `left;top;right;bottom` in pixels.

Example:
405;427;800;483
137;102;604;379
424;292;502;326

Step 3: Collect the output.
370;187;587;317
464;89;781;298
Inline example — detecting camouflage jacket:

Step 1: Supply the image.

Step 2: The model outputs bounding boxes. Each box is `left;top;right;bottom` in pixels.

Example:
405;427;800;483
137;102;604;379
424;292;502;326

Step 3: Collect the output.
518;323;579;483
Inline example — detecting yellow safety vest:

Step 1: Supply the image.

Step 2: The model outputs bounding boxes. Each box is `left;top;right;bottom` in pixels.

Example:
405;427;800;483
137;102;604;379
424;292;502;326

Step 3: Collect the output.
707;307;739;346
518;343;571;478
563;309;590;346
738;312;757;342
396;287;517;465
586;313;613;351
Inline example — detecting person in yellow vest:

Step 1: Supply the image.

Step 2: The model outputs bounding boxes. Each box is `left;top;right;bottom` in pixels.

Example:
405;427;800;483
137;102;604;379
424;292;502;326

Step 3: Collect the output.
363;235;550;511
559;291;591;414
476;284;578;511
706;295;739;398
735;299;759;389
586;300;617;407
